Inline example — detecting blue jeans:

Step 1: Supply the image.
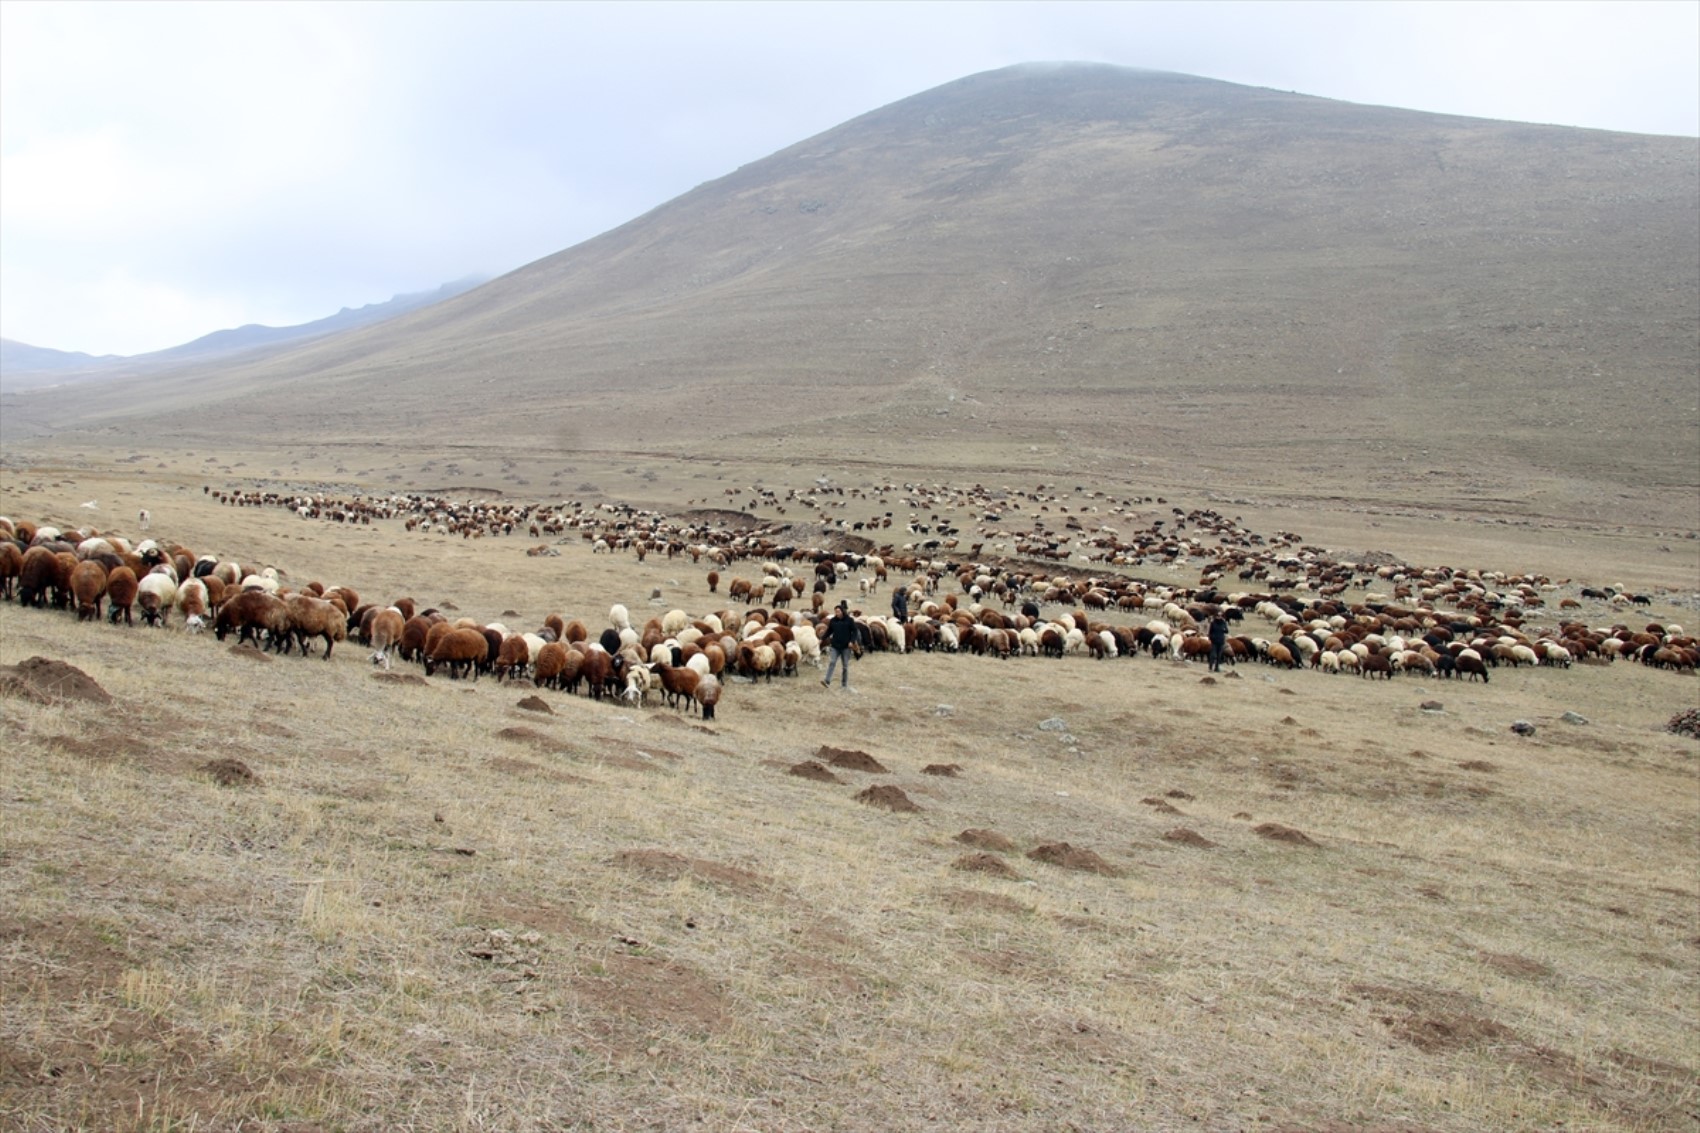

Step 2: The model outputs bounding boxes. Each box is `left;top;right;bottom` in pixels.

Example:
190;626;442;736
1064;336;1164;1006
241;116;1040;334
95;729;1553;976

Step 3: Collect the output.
823;646;851;687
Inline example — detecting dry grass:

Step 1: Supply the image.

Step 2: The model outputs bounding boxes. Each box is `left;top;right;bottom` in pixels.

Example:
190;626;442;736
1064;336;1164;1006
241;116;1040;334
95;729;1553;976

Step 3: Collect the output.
2;456;1698;1132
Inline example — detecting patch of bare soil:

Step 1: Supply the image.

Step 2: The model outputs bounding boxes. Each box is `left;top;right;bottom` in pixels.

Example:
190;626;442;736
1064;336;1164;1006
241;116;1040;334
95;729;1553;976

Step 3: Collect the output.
955;828;1017;852
1025;842;1122;877
855;784;920;812
1141;796;1183;814
0;656;110;704
951;853;1024;879
227;642;271;662
201;758;258;787
485;756;588;784
1457;759;1498;772
612;849;772;893
371;671;426;685
938;886;1032;913
921;763;962;776
820;745;888;773
569;952;730;1049
1254;822;1320;847
1162;827;1217;848
516;695;553;713
787;760;842;783
495;726;572;754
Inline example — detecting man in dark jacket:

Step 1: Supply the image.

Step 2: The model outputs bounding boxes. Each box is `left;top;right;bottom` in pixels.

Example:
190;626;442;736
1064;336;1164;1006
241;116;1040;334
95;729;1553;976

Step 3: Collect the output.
1207;613;1230;672
891;585;909;623
823;601;858;689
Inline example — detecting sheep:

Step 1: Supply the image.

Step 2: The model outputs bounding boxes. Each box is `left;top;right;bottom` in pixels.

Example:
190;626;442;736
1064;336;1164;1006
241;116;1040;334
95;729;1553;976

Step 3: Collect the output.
622;663;655;704
534;642;569;689
694;673;722;720
494;634;531;682
71;560;108;621
609;603;631;632
105;566;139;626
285;594;349;658
17;546;58;608
368;607;406;669
137;571;177;627
424;627;490;679
0;540;22;601
216;590;290;650
175;577;210;631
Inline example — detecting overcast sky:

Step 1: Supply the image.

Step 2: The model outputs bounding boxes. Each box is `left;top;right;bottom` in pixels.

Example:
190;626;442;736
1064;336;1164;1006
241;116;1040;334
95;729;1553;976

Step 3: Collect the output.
3;0;1697;357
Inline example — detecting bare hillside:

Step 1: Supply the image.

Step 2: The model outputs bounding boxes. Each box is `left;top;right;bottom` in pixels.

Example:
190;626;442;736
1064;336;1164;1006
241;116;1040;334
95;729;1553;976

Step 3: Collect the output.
4;63;1695;524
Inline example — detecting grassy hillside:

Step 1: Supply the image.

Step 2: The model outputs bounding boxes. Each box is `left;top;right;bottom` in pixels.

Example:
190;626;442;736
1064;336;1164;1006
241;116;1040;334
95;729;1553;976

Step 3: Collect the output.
2;459;1696;1131
3;65;1694;528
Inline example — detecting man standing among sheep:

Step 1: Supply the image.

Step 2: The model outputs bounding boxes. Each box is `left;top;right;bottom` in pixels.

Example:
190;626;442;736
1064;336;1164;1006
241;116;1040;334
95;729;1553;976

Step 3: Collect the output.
1207;612;1230;672
891;584;909;623
822;600;857;690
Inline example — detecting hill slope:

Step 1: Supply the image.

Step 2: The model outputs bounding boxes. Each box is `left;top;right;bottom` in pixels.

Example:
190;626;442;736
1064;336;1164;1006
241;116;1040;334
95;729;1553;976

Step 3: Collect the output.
4;64;1695;520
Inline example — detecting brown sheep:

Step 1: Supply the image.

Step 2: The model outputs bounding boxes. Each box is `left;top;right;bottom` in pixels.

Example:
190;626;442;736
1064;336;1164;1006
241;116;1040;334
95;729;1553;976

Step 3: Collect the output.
399;614;436;661
17;545;58;608
368;608;407;669
216;590;290;649
494;634;530;682
71;560;108;621
285;594;348;659
534;641;568;689
105;566;139;626
0;540;23;600
424;627;489;679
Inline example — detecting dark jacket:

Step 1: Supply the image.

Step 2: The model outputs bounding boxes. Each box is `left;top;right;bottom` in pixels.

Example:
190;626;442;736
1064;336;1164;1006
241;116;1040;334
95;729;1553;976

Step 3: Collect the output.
891;590;909;620
1208;616;1229;647
827;611;858;650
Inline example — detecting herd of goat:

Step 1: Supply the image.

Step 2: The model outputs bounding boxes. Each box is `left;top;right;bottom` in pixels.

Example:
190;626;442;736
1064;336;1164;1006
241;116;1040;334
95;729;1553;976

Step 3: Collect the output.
1;485;1695;726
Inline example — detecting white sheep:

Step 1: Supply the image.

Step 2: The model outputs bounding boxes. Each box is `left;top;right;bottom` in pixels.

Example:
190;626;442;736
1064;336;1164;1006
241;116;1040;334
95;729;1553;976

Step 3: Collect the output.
609;603;631;631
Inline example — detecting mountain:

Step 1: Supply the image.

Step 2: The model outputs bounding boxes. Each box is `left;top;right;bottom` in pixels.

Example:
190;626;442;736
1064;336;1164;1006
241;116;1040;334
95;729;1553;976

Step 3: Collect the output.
0;277;485;391
0;340;121;376
5;64;1695;519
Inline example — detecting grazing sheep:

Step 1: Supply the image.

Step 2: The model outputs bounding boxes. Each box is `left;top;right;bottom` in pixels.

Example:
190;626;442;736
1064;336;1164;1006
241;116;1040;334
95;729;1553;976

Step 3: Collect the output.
17;546;58;608
280;595;345;658
609;603;631;632
424;627;490;679
494;634;531;682
105;566;139;626
534;642;569;689
216;590;290;650
694;672;722;720
368;607;406;669
70;560;108;621
137;571;177;627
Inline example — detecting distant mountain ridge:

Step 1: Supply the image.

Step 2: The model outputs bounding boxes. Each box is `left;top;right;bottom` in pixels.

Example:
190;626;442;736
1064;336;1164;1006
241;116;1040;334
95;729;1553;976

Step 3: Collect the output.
3;64;1694;524
0;276;486;388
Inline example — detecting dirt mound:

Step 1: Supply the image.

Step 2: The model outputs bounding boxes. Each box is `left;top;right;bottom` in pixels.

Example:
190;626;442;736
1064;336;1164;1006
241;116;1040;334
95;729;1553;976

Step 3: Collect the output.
1162;827;1217;848
1255;822;1321;847
956;828;1018;852
496;726;571;754
227;643;272;663
1025;842;1122;877
1457;759;1497;772
516;695;554;714
202;758;257;787
1667;708;1700;738
0;657;111;704
820;746;888;773
1141;796;1182;814
921;763;962;776
855;785;920;812
787;760;842;783
372;671;427;685
951;853;1023;879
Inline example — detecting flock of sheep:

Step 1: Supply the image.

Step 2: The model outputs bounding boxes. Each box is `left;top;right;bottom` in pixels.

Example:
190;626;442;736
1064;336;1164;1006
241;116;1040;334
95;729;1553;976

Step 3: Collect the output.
4;475;1696;735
